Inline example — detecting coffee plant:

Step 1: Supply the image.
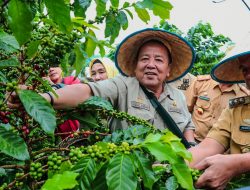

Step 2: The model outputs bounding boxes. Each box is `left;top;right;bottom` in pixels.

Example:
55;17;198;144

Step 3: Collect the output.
0;0;195;189
1;0;249;189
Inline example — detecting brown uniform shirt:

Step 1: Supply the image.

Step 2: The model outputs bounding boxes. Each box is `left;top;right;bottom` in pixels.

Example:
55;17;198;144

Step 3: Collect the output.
207;103;250;154
185;75;247;141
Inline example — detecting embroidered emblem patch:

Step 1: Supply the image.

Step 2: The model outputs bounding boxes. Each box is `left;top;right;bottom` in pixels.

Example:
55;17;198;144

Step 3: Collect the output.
178;79;190;90
168;106;181;114
131;101;150;110
243;119;250;125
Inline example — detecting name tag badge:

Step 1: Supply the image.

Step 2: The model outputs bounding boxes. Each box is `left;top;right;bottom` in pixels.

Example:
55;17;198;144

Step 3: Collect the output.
131;101;150;111
239;126;250;132
168;106;181;114
198;96;210;101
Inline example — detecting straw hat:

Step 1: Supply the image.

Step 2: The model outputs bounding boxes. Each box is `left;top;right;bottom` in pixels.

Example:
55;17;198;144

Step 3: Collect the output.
211;33;250;83
114;28;195;82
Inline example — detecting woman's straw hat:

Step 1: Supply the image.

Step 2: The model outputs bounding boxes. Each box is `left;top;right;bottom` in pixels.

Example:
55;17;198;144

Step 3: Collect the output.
211;33;250;83
114;28;195;82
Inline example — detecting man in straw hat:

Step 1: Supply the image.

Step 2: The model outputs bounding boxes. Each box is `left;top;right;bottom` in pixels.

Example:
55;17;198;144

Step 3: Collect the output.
8;28;196;144
189;50;250;189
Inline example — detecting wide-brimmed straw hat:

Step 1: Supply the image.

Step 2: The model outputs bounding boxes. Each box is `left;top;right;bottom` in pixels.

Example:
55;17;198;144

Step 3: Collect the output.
211;34;250;83
114;28;195;82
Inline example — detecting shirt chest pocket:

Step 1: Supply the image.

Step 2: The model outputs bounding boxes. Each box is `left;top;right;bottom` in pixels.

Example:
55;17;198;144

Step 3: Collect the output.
232;125;250;153
167;106;186;125
196;96;211;109
128;104;153;123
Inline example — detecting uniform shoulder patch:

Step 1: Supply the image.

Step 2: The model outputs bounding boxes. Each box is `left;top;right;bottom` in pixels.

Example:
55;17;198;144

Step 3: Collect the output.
229;96;250;108
197;75;211;81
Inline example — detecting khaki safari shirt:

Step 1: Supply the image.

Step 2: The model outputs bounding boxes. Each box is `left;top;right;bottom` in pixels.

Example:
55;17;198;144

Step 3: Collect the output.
207;104;250;154
185;75;247;142
88;76;195;132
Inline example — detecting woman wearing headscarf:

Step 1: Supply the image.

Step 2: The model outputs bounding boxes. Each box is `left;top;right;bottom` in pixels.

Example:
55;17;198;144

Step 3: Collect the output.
89;57;119;81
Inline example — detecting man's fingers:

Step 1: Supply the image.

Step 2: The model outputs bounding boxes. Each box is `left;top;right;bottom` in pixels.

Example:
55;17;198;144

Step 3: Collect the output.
193;158;210;170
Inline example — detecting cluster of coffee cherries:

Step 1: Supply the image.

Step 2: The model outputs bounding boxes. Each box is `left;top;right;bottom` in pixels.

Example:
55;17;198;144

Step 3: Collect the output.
0;111;11;124
67;142;135;165
190;168;202;182
69;147;85;164
99;109;154;129
29;162;43;180
0;183;7;190
14;172;24;188
47;152;63;171
21;125;30;135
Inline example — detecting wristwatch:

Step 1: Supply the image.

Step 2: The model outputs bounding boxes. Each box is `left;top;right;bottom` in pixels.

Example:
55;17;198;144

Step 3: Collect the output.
188;141;198;147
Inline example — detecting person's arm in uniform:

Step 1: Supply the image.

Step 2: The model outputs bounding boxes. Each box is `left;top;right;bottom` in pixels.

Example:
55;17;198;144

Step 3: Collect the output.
183;129;195;143
44;76;124;109
189;108;232;166
42;83;93;109
189;138;225;167
188;108;240;189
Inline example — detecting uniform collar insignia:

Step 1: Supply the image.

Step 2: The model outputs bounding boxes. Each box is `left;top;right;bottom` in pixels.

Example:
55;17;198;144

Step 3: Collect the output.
229;96;250;108
243;119;250;125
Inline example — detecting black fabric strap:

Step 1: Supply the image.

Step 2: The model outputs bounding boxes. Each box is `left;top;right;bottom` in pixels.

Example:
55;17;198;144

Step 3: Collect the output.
140;85;191;149
45;92;54;106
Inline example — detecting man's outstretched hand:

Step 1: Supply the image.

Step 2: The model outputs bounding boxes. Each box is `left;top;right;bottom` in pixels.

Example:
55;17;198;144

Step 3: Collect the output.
194;154;237;190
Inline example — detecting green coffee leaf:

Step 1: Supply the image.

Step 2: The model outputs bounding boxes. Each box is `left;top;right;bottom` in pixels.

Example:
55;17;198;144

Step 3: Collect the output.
0;57;20;68
8;0;33;45
134;6;150;24
0;31;19;53
0;126;30;160
42;171;78;190
106;153;137;190
44;0;72;33
95;0;107;17
71;157;97;189
73;0;91;18
18;90;56;135
133;151;156;189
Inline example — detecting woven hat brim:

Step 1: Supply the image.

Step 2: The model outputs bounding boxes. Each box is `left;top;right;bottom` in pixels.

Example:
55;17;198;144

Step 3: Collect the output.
211;51;250;83
115;28;195;82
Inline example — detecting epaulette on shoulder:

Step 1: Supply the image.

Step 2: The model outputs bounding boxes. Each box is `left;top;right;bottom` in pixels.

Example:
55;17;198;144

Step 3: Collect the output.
196;75;211;81
229;96;250;108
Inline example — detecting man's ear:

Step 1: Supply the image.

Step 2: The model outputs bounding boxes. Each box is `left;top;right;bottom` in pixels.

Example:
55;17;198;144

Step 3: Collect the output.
166;64;171;78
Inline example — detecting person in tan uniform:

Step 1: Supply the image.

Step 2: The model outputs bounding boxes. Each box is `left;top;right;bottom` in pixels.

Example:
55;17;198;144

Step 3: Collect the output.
185;74;248;142
7;28;196;144
189;50;250;189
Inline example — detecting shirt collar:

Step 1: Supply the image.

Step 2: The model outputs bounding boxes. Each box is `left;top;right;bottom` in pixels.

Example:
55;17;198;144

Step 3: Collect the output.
213;82;240;94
